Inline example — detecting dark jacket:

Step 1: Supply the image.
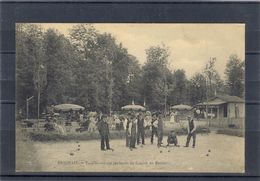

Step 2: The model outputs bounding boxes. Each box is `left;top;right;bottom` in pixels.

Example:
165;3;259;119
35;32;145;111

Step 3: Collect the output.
97;120;110;136
137;117;144;129
157;118;163;132
130;121;137;136
188;119;196;133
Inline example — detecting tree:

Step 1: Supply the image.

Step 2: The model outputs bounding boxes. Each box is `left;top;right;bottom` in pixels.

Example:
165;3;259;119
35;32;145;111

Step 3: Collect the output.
69;24;98;59
142;45;171;111
189;72;207;105
203;57;224;98
169;69;187;105
146;44;170;66
69;24;103;111
16;24;46;118
225;54;244;97
69;24;143;113
17;24;145;116
42;29;76;108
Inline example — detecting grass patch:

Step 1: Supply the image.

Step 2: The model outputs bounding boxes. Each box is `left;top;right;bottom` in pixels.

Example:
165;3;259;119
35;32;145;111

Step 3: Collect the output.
28;125;210;142
216;128;244;137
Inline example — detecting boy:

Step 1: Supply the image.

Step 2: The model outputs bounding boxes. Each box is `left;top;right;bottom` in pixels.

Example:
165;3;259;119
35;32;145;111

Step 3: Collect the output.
167;130;179;147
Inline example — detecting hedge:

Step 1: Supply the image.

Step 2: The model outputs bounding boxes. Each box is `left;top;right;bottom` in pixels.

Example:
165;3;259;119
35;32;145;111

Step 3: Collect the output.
216;128;244;137
28;125;210;142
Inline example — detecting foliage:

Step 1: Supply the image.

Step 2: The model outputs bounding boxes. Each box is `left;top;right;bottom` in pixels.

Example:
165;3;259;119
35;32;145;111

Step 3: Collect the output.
169;69;188;105
203;58;224;98
142;45;171;111
225;55;245;97
188;73;207;105
16;24;244;118
16;24;45;117
42;29;76;106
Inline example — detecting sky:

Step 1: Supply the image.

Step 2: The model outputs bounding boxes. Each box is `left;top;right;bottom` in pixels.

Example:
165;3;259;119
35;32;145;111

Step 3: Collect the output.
33;23;245;78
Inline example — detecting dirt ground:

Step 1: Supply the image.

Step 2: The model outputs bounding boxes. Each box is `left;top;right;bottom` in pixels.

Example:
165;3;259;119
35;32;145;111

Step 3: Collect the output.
19;133;244;173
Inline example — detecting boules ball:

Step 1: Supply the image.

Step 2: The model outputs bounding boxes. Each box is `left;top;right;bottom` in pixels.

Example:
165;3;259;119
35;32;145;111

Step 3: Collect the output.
208;149;211;152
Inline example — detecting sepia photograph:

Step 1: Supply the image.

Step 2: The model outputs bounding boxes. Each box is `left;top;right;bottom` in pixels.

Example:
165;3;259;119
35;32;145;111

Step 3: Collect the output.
15;23;245;173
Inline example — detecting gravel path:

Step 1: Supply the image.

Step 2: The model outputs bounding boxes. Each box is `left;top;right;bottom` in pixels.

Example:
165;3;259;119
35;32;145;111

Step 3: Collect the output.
29;133;244;173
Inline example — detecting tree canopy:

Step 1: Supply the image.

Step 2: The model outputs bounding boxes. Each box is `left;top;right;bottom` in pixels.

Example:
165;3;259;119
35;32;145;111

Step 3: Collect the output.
16;24;245;117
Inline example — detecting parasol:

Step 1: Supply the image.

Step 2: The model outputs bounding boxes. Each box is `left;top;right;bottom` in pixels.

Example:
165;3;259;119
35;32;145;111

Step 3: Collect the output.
53;104;85;112
171;104;193;111
121;104;146;111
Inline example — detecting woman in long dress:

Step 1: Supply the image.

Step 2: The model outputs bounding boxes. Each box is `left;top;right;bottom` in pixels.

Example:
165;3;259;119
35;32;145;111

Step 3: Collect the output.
124;115;131;147
129;115;137;150
170;111;176;123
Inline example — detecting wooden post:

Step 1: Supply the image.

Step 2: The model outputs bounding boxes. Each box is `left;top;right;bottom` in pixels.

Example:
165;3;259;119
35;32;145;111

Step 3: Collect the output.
26;96;34;120
26;99;29;120
38;87;40;121
217;106;220;127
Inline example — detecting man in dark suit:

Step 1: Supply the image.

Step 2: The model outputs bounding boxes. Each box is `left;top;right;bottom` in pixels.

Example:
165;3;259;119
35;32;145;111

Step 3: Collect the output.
157;112;164;147
137;112;145;145
129;114;137;150
97;114;111;151
184;116;197;148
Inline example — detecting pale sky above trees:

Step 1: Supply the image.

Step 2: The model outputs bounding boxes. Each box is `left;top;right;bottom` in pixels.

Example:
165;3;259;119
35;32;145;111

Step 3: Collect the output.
32;23;245;78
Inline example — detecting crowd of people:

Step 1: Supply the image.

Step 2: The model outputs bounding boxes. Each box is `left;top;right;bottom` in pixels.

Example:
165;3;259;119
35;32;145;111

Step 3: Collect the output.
42;107;197;151
44;110;100;133
96;111;197;151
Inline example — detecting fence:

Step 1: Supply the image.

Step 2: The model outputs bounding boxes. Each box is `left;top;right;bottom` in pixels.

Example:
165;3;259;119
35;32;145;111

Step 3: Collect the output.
206;118;244;129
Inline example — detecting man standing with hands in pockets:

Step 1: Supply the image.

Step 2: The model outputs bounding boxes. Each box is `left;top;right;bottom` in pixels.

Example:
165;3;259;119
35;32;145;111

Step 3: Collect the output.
184;116;197;148
97;114;111;151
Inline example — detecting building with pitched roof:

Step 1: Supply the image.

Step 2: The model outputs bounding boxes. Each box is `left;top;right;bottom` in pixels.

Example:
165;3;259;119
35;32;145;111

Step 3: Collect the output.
195;95;245;119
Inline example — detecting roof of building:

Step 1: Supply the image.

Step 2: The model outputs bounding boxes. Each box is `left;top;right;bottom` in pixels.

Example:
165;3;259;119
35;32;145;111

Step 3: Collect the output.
196;95;244;106
213;95;244;103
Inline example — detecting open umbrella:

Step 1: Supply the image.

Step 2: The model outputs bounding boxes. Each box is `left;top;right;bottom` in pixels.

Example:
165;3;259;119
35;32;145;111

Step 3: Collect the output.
53;104;85;112
121;104;146;111
171;104;192;111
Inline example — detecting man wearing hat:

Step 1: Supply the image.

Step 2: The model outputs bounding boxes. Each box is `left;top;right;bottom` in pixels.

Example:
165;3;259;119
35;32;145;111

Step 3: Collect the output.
137;112;145;145
96;114;111;151
150;112;158;144
184;116;197;148
125;113;131;147
157;112;164;147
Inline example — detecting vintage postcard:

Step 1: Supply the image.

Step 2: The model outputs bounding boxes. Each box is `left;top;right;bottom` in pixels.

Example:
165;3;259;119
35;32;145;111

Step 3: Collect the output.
15;23;245;173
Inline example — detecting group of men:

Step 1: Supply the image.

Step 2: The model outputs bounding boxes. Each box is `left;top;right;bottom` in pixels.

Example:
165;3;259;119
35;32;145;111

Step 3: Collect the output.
96;111;197;151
